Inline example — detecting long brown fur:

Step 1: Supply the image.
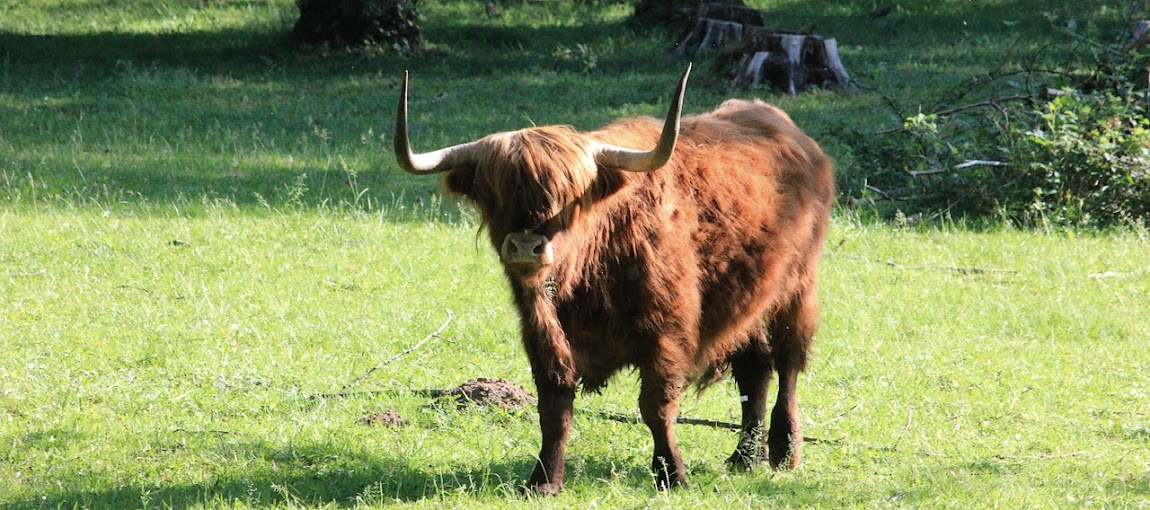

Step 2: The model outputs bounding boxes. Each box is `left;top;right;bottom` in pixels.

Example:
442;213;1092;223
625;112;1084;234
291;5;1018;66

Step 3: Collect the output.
434;98;833;494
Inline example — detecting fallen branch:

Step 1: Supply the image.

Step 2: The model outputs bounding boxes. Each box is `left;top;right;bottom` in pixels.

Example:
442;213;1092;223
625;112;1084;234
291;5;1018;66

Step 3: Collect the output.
928;264;1018;276
841;255;1019;276
173;428;237;435
993;451;1087;461
1087;266;1150;279
886;407;914;451
315;385;840;444
907;168;949;178
410;91;449;104
313;310;454;400
865;184;893;200
584;409;839;444
932;95;1033;118
586;408;740;429
908;160;1008;178
310;388;441;400
816;402;864;428
892;262;1018;276
116;284;154;294
954;159;1007;169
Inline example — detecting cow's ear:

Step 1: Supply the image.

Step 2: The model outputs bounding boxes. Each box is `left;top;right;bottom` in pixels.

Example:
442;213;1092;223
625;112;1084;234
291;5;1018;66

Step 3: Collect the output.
442;165;478;198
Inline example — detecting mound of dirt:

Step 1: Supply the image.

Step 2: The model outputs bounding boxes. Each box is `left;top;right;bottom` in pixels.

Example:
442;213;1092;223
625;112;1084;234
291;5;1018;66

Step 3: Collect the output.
358;409;406;427
443;378;537;411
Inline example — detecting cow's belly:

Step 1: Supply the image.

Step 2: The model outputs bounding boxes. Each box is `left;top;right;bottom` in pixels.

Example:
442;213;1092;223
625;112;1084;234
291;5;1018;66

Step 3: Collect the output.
559;317;646;392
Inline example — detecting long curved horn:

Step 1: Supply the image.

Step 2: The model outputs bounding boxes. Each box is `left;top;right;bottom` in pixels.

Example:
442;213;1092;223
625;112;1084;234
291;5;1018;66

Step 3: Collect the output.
593;63;691;173
394;71;480;175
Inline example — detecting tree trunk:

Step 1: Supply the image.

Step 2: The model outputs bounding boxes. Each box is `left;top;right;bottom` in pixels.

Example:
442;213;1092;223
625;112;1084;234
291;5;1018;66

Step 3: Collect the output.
291;0;422;52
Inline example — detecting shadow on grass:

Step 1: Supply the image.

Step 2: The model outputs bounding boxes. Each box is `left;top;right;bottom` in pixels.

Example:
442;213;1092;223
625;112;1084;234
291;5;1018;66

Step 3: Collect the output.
0;13;660;82
0;14;682;215
4;0;1127;219
4;151;474;222
0;440;657;509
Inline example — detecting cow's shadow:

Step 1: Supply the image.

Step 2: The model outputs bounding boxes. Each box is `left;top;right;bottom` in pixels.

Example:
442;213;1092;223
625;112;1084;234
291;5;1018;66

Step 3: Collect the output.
0;439;655;509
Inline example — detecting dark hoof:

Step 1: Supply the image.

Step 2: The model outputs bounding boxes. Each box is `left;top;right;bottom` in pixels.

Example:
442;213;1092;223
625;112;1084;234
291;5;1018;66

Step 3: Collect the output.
653;462;685;490
520;482;562;497
654;476;689;491
767;432;803;470
726;447;767;471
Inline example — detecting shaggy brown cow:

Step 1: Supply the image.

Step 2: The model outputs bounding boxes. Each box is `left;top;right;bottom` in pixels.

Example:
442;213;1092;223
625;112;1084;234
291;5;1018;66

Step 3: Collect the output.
394;65;833;494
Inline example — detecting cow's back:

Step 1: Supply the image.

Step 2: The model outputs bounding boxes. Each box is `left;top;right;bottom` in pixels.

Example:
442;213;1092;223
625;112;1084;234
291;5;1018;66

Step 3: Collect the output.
592;99;832;367
680;99;833;357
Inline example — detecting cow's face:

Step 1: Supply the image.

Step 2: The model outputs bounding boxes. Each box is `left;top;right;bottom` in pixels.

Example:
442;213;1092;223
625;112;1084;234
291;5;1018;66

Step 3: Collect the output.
440;127;621;278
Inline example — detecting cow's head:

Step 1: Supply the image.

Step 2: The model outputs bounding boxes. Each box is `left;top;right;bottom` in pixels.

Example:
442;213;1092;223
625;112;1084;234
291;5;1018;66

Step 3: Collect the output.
394;66;690;278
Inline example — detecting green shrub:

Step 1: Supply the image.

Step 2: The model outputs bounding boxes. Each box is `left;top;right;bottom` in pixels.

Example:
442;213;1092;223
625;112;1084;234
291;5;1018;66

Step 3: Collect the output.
841;14;1150;227
1013;90;1150;225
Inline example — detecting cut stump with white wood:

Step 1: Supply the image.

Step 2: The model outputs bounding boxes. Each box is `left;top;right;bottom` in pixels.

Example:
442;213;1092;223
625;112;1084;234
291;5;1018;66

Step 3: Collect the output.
673;2;853;94
727;27;853;94
672;3;764;57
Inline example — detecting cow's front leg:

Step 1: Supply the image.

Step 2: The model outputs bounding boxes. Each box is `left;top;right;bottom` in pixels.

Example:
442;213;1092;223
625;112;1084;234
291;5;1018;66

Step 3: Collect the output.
639;372;688;490
516;283;576;496
525;375;575;496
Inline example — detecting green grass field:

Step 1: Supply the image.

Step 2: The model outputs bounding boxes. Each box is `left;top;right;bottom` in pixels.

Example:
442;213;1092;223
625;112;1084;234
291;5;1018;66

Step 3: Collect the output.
2;1;1149;508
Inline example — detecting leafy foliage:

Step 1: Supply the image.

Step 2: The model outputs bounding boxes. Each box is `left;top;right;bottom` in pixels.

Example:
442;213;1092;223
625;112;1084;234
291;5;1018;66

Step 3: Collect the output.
1015;89;1150;225
841;12;1150;226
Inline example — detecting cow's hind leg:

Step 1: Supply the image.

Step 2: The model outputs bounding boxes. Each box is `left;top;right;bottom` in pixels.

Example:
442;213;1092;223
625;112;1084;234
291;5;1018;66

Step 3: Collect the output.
767;291;818;470
639;370;688;490
726;326;773;470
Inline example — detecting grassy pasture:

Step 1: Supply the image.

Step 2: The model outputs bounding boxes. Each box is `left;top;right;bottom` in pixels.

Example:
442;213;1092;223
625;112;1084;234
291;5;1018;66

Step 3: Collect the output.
2;0;1149;508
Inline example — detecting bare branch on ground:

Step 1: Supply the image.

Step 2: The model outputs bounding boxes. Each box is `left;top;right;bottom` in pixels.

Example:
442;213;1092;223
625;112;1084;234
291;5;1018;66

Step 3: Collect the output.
312;310;454;400
583;408;839;444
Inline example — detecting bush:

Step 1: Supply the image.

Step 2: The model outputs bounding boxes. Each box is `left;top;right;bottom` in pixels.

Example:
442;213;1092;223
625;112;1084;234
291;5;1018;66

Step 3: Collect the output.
841;16;1150;227
1014;90;1150;225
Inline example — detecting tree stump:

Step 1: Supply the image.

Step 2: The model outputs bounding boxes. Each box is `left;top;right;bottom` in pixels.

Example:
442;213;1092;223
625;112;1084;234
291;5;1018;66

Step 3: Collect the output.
673;2;852;94
673;18;746;57
726;27;853;95
672;3;762;56
291;0;422;53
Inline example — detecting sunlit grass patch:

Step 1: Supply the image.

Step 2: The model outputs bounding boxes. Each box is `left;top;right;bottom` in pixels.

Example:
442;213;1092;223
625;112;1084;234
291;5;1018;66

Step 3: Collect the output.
2;0;1148;508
